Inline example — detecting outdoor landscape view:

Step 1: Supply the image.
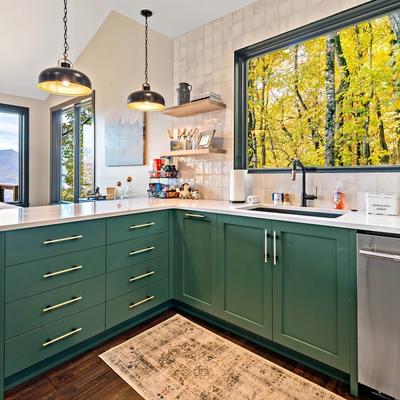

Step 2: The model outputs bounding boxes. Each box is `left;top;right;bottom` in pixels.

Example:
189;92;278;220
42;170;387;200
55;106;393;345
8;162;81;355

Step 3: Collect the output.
247;10;400;169
0;111;19;202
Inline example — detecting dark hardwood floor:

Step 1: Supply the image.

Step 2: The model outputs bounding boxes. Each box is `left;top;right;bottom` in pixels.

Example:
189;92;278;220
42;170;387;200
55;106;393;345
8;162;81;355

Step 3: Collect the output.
5;309;373;400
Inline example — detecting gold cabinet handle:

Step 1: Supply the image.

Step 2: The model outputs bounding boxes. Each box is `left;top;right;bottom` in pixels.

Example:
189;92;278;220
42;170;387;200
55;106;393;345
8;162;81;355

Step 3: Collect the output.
129;271;155;283
129;295;155;309
129;246;155;256
185;213;205;219
264;229;268;263
42;328;82;348
129;222;155;230
43;235;83;245
43;265;83;279
42;296;83;313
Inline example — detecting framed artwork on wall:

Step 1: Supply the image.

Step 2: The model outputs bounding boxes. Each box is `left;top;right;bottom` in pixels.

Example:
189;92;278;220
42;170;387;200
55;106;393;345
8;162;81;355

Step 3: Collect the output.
105;111;146;166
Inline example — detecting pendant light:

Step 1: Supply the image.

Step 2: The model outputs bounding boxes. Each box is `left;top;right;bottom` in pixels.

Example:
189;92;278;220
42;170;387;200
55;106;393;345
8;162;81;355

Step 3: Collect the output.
127;10;165;111
37;0;92;96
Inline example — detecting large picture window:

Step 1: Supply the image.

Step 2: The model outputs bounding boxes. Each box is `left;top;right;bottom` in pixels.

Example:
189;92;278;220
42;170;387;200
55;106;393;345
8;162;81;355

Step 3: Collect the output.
234;0;400;172
50;94;95;203
0;103;29;206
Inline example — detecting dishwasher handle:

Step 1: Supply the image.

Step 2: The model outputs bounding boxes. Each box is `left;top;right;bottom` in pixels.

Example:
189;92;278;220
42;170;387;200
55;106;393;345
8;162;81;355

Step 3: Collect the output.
359;249;400;262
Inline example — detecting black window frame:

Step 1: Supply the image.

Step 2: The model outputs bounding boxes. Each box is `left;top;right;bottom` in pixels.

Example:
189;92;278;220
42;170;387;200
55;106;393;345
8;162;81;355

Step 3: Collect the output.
50;92;96;204
0;103;29;206
234;0;400;174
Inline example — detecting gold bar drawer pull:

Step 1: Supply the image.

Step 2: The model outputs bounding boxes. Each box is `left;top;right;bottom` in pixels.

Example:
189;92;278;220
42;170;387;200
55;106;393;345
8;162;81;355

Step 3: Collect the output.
129;246;155;256
129;271;155;283
129;222;155;230
42;327;82;348
185;213;205;219
43;235;83;245
129;295;155;309
42;296;83;313
43;265;83;279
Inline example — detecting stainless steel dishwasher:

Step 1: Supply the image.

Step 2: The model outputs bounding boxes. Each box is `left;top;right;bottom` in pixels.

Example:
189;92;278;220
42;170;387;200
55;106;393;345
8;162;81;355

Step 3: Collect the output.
358;234;400;399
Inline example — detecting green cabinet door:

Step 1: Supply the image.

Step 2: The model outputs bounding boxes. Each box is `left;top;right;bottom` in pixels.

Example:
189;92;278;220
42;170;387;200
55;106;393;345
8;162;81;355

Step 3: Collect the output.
0;234;4;400
272;221;354;372
216;215;272;338
174;211;217;313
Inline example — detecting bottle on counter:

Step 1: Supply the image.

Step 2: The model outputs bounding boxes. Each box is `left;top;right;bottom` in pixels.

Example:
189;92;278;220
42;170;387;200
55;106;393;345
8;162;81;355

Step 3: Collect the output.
125;176;135;198
333;181;346;210
115;181;124;200
283;192;291;206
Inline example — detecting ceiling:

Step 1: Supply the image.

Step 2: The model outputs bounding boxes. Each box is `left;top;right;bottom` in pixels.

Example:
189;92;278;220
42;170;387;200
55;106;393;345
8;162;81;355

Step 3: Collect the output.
0;0;256;100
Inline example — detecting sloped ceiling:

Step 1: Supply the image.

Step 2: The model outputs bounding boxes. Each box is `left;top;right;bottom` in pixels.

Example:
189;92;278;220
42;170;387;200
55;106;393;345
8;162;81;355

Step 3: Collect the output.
0;0;256;99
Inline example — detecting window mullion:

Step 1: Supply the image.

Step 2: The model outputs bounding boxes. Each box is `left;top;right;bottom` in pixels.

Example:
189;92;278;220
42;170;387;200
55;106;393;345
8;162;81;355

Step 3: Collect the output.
73;105;81;203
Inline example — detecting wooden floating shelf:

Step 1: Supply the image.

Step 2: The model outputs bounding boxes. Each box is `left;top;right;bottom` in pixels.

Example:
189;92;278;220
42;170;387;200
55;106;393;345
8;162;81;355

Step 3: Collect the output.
161;148;227;157
162;98;226;118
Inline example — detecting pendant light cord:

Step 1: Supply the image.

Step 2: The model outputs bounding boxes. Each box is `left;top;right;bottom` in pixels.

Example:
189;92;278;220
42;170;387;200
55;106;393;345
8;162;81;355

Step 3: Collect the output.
144;14;149;84
63;0;69;61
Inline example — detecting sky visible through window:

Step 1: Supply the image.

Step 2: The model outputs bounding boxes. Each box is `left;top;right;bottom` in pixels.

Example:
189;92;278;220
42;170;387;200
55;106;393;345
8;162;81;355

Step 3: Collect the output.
0;112;19;199
0;111;19;151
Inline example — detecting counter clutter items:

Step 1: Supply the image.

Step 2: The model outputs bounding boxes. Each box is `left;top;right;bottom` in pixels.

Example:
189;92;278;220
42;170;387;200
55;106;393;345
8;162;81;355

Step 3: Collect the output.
110;177;136;200
168;128;199;151
147;157;200;199
366;192;400;216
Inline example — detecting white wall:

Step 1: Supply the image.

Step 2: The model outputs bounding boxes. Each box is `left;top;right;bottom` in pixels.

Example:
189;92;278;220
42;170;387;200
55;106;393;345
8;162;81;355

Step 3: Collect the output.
172;0;400;210
0;93;49;206
70;11;174;197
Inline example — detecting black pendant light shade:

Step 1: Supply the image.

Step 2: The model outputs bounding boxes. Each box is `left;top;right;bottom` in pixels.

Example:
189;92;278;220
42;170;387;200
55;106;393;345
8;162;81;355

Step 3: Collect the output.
37;0;92;96
127;10;165;111
127;83;165;111
37;60;92;96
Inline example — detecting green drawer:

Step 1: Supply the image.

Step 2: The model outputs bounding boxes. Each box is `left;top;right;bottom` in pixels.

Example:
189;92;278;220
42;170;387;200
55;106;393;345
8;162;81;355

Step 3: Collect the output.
5;219;106;265
106;256;168;300
106;232;168;272
5;247;106;302
106;279;168;329
6;275;105;339
106;211;168;244
5;304;105;377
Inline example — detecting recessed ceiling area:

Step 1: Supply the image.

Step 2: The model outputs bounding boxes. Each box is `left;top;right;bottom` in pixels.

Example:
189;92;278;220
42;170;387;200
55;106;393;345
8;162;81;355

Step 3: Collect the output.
0;0;257;100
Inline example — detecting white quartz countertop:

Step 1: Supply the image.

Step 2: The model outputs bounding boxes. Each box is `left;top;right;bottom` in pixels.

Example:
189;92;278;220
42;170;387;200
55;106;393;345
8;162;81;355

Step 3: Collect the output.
0;198;399;234
0;202;18;210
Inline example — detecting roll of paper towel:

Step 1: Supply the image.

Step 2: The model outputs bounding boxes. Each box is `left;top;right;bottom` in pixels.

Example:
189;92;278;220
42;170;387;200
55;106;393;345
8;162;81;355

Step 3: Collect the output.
229;169;247;203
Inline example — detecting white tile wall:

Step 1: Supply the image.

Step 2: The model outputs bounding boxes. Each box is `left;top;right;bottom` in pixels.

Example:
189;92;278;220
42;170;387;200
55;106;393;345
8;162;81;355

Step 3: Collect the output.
173;0;400;210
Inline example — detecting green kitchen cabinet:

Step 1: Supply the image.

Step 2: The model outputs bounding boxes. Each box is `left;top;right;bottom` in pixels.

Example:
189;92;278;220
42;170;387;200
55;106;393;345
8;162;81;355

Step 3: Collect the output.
5;247;106;302
216;215;273;338
106;232;168;272
272;221;354;372
5;275;105;339
0;234;4;399
106;279;169;329
106;211;169;244
5;304;105;377
5;219;106;265
174;210;217;313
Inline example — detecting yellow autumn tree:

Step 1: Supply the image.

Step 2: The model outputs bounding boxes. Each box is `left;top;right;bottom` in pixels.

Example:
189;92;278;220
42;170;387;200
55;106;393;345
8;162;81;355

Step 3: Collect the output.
247;12;400;169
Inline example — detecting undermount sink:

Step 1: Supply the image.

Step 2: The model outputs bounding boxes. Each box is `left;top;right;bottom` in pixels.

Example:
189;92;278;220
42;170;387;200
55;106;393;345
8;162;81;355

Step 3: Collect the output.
244;207;345;219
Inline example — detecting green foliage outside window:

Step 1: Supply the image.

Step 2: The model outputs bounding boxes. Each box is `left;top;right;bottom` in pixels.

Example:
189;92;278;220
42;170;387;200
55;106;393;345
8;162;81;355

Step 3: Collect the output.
61;105;93;202
247;11;400;169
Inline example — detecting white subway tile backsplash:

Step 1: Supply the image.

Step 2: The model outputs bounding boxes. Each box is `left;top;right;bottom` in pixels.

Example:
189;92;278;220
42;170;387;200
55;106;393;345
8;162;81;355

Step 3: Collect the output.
376;173;400;193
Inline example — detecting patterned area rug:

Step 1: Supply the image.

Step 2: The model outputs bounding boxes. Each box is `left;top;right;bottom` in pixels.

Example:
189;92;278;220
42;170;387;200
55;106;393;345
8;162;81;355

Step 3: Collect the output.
100;314;345;400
